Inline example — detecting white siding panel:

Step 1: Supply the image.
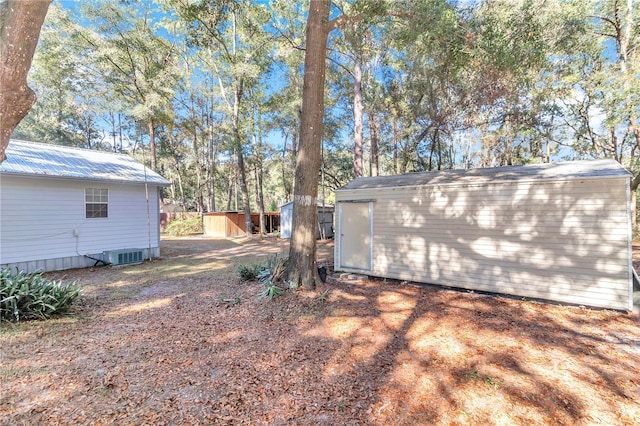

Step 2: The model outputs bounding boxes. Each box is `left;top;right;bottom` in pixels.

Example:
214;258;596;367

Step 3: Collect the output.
280;203;292;238
0;176;162;269
336;176;632;311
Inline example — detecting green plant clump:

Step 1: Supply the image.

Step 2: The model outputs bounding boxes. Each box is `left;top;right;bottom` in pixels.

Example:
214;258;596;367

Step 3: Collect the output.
237;256;286;301
237;262;268;281
0;268;80;322
163;215;203;236
257;257;285;301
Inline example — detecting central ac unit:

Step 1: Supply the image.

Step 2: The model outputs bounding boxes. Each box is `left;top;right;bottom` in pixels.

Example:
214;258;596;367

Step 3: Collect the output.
103;249;144;266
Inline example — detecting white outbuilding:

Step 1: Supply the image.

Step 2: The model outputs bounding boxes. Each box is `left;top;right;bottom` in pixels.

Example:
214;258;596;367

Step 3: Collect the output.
280;200;334;239
334;159;634;311
0;140;171;273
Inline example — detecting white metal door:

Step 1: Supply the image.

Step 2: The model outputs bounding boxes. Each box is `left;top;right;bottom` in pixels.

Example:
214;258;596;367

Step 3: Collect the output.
339;202;372;271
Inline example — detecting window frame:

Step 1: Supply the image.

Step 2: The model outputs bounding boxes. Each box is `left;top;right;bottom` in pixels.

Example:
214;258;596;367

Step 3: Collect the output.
85;188;109;219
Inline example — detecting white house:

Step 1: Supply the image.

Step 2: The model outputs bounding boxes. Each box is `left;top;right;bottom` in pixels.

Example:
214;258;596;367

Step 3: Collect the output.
0;140;171;273
280;200;334;239
335;159;634;311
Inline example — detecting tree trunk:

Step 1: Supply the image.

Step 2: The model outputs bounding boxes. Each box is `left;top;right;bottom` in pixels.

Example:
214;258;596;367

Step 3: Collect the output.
254;129;266;234
353;54;364;178
368;111;380;176
231;79;253;236
393;117;399;174
226;167;234;211
147;118;157;171
174;162;186;208
207;133;217;212
254;164;265;234
168;129;186;208
618;0;639;232
631;174;639;233
286;0;331;290
193;135;204;213
0;0;51;163
189;93;204;213
281;134;292;201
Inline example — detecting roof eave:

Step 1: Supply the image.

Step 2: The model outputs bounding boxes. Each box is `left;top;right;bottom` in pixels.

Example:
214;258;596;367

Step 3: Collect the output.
335;172;632;192
0;171;171;186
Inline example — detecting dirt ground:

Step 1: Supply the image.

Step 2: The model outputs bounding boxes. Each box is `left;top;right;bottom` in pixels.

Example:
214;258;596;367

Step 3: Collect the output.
1;236;640;425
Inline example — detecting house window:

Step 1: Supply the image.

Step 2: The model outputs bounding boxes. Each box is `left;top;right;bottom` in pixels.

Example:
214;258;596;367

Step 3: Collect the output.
85;188;108;218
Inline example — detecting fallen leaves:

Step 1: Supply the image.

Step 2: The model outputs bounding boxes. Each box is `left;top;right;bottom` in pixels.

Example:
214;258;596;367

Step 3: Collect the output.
1;237;639;425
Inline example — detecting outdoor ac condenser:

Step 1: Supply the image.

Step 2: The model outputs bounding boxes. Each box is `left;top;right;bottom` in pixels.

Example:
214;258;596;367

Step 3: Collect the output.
103;249;144;266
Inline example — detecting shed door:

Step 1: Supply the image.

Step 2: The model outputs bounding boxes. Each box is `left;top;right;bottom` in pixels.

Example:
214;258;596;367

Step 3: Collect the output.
339;202;372;271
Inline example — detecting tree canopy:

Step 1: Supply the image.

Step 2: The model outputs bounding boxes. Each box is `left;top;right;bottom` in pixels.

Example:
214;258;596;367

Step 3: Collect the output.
6;0;639;253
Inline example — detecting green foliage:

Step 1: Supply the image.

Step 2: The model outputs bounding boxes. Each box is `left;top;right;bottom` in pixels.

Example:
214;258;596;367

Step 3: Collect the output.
236;256;285;300
237;261;268;281
315;289;330;302
484;374;501;390
465;369;501;390
15;0;639;218
163;216;203;236
256;255;286;301
0;269;80;322
258;281;283;301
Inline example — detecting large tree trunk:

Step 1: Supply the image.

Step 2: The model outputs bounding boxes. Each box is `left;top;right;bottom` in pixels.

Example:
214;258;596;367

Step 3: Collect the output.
353;54;364;178
286;0;331;290
0;0;51;163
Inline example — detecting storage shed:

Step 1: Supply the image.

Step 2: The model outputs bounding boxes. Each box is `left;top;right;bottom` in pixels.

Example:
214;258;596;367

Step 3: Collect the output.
0;140;171;273
335;159;634;311
203;211;280;237
280;201;334;239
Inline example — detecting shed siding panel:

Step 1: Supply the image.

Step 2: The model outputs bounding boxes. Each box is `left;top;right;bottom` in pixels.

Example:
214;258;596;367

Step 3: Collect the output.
0;176;161;265
203;214;227;237
281;204;293;238
337;177;631;310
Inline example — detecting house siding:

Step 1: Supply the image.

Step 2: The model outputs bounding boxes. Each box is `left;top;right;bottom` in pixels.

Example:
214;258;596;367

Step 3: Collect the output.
0;176;162;272
336;176;632;311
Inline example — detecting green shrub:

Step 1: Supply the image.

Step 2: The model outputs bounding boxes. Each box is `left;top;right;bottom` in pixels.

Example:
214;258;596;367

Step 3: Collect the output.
237;262;268;281
237;257;286;300
258;282;283;301
163;215;203;236
257;256;286;300
0;269;80;322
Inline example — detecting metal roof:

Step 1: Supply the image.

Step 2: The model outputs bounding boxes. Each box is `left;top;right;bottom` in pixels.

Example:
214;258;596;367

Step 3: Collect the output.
0;140;170;186
338;159;630;191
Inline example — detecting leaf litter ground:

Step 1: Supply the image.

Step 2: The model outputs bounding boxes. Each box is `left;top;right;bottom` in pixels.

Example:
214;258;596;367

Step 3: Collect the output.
1;236;640;425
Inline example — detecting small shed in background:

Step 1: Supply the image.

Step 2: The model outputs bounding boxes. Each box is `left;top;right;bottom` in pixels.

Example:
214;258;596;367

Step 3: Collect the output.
334;159;634;311
280;201;334;239
203;211;280;237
